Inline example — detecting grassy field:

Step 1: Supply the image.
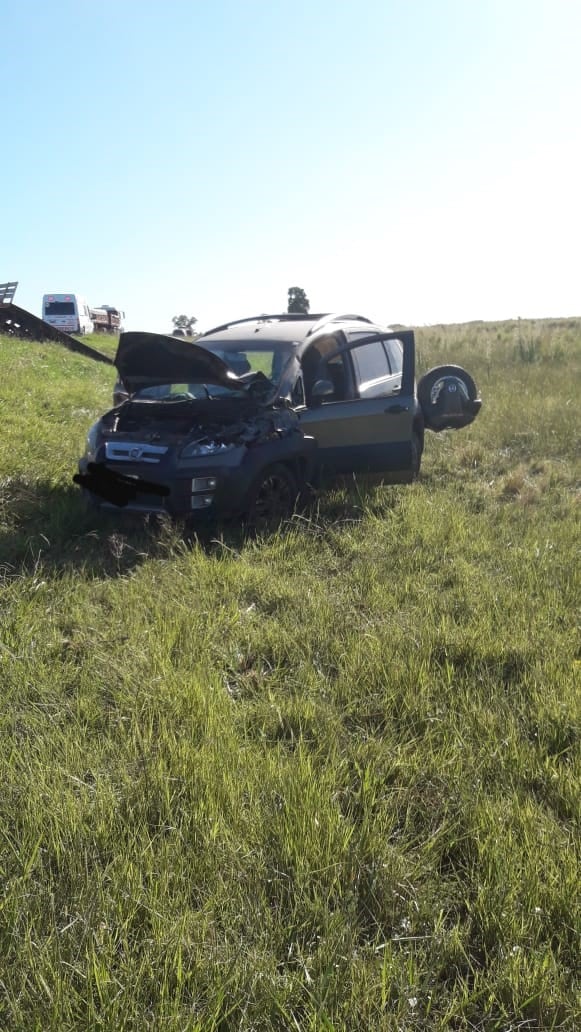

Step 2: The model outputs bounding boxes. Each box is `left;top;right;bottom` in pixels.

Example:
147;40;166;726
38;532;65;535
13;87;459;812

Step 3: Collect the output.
0;319;579;1030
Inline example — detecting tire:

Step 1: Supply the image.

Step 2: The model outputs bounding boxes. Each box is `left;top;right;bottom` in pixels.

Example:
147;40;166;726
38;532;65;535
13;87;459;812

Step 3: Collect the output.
417;365;480;432
244;463;298;529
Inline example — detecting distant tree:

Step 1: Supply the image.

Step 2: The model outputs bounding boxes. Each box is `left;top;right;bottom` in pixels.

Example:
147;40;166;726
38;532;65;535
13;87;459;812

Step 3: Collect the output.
287;287;310;314
171;314;198;337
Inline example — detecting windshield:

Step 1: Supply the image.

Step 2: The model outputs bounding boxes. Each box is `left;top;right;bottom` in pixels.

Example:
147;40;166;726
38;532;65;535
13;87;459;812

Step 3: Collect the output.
131;345;294;401
45;301;75;315
201;344;292;384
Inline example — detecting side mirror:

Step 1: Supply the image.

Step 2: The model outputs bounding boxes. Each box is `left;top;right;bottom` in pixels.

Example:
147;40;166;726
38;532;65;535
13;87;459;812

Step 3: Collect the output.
311;379;334;406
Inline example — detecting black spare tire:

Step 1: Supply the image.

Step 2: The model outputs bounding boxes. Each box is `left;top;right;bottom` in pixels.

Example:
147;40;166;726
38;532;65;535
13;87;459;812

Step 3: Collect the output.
417;365;481;432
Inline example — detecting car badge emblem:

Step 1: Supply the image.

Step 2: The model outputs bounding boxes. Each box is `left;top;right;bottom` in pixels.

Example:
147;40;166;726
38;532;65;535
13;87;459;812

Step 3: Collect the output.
130;447;142;459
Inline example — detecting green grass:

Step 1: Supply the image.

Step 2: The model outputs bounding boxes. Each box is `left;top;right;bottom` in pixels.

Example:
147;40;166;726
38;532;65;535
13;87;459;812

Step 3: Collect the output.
0;321;579;1029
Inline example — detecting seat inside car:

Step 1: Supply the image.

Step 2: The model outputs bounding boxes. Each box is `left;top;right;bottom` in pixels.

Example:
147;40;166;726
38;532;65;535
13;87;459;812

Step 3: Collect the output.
303;335;347;404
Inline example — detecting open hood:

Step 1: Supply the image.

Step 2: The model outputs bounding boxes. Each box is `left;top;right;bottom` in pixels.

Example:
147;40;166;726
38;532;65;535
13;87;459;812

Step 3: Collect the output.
114;331;245;394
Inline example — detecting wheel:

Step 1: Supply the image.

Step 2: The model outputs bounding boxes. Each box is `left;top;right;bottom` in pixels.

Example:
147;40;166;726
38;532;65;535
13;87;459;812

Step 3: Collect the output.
417;365;480;432
245;463;297;529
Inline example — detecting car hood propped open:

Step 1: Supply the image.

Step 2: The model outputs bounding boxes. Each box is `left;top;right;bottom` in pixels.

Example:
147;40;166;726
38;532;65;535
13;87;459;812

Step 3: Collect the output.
114;331;246;394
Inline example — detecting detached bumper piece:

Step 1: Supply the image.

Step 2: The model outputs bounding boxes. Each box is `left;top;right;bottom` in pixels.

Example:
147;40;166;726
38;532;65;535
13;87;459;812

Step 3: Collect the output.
73;463;170;508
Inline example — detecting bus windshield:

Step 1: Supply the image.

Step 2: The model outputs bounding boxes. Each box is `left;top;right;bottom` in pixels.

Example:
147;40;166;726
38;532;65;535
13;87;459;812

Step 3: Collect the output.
45;301;75;315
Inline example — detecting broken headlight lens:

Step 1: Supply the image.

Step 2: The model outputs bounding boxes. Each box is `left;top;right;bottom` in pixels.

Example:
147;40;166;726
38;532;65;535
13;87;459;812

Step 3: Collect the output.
180;440;237;458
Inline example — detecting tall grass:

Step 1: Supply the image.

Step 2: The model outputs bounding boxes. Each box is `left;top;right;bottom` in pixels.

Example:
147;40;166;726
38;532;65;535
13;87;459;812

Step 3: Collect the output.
0;321;579;1029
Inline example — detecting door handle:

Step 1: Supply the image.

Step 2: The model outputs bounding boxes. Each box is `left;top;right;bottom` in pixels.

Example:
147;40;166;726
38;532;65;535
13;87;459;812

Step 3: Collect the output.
385;404;409;414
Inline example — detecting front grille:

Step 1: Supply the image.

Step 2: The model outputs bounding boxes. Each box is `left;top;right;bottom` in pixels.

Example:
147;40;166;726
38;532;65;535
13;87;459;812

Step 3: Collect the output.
105;441;169;464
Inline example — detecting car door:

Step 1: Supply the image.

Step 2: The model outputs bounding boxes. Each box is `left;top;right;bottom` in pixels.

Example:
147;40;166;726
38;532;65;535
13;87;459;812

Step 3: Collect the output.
299;330;417;479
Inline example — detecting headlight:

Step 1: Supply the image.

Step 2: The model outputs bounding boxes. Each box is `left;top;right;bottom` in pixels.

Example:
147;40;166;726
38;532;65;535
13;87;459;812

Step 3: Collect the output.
180;440;237;458
85;422;100;459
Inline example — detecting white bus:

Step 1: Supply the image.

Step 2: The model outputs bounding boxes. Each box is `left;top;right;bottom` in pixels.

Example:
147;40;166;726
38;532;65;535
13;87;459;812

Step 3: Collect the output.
42;293;93;335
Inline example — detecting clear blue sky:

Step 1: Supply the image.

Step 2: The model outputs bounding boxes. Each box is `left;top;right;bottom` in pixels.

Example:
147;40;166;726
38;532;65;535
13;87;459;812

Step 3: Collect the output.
3;0;580;332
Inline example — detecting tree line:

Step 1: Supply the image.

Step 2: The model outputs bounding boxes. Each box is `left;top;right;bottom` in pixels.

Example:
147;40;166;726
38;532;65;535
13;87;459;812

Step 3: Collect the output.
171;286;310;335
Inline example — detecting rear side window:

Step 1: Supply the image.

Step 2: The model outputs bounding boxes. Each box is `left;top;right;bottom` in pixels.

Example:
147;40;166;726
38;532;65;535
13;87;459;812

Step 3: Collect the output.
351;339;390;388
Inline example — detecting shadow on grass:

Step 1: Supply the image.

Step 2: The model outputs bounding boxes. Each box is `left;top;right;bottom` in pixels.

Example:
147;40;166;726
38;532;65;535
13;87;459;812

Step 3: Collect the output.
0;475;401;581
0;478;188;580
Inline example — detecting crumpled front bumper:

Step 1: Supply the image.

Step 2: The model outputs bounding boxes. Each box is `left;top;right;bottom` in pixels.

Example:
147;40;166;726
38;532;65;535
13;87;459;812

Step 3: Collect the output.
75;433;317;519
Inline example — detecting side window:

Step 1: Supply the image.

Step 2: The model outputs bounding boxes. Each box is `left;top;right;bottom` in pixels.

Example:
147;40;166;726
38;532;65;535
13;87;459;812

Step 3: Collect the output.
351;339;390;389
385;339;403;375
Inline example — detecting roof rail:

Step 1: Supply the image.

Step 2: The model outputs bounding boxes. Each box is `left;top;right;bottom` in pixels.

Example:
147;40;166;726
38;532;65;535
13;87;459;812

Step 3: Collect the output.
200;312;375;338
200;312;332;337
305;313;373;337
0;282;18;306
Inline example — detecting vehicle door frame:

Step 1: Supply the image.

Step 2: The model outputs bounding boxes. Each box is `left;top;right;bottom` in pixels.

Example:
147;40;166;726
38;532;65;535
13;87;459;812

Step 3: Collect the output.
297;329;417;479
321;329;415;398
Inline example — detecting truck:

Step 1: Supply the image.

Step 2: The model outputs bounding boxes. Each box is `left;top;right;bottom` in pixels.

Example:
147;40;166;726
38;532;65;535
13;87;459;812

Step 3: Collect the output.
89;305;125;334
42;293;93;335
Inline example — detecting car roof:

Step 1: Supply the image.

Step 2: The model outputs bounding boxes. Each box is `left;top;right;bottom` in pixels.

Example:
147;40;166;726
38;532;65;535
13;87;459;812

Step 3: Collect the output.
198;312;384;347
